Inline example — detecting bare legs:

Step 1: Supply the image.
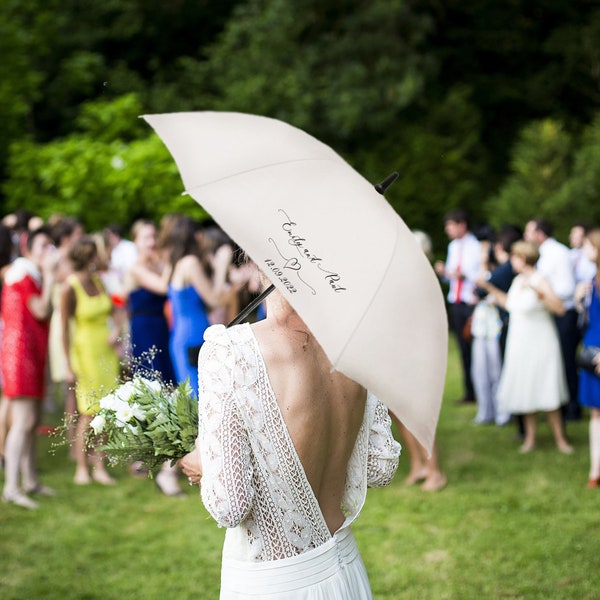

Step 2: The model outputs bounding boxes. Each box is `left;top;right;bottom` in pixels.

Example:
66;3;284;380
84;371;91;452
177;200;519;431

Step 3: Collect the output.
0;394;11;464
519;410;573;454
73;413;115;485
588;409;600;487
2;398;42;508
155;461;183;497
391;414;447;491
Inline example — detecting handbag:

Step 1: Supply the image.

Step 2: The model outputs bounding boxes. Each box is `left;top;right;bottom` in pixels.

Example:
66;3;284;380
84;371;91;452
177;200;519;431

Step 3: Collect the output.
576;346;600;374
187;343;203;367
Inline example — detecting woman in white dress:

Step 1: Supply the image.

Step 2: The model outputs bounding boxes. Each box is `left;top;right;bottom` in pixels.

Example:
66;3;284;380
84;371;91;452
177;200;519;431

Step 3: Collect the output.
181;287;400;599
478;241;572;454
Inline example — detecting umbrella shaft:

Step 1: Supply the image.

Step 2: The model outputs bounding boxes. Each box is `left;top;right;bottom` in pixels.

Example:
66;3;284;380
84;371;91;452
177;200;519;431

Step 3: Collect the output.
228;284;276;327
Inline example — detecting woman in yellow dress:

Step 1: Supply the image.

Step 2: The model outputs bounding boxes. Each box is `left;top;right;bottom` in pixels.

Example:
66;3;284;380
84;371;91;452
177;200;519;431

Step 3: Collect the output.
61;236;122;485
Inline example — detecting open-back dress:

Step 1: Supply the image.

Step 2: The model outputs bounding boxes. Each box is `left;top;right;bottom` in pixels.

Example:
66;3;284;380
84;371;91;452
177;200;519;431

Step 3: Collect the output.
197;324;400;599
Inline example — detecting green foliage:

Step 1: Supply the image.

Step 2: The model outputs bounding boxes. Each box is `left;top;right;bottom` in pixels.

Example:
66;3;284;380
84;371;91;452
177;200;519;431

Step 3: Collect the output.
354;86;488;251
198;0;434;146
2;0;600;232
485;119;573;231
553;114;600;228
2;94;206;230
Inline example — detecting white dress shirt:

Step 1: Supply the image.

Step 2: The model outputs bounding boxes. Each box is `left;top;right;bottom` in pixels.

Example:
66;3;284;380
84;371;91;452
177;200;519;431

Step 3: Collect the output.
570;247;597;284
537;238;576;309
445;232;481;304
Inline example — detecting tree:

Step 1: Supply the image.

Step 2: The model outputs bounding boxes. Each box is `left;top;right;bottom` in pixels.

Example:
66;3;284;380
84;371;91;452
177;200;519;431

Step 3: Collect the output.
553;114;600;230
2;95;206;230
484;119;573;235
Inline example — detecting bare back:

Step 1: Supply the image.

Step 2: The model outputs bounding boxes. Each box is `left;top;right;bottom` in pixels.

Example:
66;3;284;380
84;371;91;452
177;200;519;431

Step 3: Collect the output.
251;318;367;534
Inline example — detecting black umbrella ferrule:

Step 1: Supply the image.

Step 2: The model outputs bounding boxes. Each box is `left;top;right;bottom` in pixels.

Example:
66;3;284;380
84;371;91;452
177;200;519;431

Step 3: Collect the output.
375;172;399;195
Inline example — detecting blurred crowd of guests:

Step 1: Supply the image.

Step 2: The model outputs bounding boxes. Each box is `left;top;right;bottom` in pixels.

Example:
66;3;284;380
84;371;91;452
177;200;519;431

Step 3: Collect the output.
0;209;256;509
435;210;600;489
2;205;599;508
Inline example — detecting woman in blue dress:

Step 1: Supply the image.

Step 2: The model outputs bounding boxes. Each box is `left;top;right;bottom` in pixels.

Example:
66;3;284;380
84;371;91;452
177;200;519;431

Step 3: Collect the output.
166;217;235;397
576;229;600;488
124;219;181;496
124;220;174;382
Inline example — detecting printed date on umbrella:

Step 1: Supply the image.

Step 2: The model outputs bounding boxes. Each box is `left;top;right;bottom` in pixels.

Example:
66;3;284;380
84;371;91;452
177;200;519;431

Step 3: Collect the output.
264;210;348;295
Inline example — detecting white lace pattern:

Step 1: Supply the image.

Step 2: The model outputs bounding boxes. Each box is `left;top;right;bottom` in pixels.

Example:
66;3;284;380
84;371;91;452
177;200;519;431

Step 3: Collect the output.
198;324;400;562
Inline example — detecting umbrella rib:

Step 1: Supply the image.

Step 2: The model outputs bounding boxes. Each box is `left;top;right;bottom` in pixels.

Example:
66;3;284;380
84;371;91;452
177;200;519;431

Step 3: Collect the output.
181;157;342;194
331;220;402;372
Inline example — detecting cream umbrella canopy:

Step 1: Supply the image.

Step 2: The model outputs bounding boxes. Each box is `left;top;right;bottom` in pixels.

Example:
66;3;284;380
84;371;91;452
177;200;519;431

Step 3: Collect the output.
143;111;447;453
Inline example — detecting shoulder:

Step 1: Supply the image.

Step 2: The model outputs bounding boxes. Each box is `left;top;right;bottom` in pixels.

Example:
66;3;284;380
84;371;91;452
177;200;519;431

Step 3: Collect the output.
201;324;256;365
178;254;202;269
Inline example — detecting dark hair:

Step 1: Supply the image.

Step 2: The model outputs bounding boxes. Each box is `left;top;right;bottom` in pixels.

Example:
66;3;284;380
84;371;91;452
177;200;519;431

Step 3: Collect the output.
443;208;469;226
168;216;202;269
104;223;125;238
532;218;553;238
25;226;52;252
68;236;98;271
51;216;82;246
0;224;13;269
473;223;495;242
572;221;592;235
496;224;522;254
14;208;35;232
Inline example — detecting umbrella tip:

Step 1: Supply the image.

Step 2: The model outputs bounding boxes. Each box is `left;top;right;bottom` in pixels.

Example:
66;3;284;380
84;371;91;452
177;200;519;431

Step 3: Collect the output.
375;172;399;195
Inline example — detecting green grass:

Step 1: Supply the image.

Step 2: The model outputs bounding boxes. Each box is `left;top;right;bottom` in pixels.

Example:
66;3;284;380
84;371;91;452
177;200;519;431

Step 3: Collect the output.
1;339;598;599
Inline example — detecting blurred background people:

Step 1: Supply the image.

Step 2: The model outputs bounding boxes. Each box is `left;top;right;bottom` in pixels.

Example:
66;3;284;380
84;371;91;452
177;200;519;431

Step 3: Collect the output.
104;223;138;280
1;227;57;509
435;209;481;404
0;222;16;468
480;241;572;454
393;230;446;492
472;225;521;426
165;216;236;397
61;236;123;486
575;229;600;488
124;219;181;496
47;216;84;449
124;219;174;380
570;222;597;287
525;218;579;421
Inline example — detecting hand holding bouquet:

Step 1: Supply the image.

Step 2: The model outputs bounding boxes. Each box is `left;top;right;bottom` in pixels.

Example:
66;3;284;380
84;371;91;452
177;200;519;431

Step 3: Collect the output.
89;375;198;476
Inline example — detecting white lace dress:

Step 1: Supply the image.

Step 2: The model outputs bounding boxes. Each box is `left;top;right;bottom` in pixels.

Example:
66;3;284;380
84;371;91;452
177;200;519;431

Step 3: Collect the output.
197;324;401;599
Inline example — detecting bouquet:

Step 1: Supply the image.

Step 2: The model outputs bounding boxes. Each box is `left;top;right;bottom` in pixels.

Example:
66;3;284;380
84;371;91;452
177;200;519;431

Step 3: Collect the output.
88;375;199;475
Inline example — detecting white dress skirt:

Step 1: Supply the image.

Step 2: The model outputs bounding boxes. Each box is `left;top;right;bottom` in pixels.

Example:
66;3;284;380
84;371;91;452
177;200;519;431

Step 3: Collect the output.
497;273;568;414
220;527;371;599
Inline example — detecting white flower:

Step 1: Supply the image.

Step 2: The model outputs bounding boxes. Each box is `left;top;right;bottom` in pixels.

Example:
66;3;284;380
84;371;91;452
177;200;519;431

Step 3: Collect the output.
115;403;141;425
99;393;132;415
115;381;137;403
90;414;106;434
134;377;162;394
130;403;147;421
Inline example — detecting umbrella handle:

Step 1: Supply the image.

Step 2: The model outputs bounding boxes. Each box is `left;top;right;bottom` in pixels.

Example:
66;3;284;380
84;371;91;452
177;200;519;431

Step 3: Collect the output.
375;172;399;195
228;284;276;327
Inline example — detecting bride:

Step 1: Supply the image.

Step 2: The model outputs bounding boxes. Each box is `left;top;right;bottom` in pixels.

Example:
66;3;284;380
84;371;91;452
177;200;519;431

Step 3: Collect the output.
181;284;400;599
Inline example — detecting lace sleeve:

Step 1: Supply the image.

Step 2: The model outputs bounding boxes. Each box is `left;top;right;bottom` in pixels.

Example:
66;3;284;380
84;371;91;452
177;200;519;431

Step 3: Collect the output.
198;326;254;527
366;397;401;488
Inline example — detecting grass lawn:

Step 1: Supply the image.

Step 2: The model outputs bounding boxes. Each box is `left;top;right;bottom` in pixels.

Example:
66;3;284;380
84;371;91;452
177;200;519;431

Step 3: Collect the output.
1;338;598;599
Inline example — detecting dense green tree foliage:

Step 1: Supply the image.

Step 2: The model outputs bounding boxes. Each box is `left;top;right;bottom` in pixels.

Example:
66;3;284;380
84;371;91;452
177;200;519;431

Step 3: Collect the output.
1;0;600;246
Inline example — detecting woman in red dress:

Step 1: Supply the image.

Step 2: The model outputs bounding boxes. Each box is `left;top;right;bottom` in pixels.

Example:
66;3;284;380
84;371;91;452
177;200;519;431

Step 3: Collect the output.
1;227;57;509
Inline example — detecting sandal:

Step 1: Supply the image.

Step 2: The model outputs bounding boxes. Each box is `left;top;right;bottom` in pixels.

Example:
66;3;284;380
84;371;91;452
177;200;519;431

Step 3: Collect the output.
2;491;39;510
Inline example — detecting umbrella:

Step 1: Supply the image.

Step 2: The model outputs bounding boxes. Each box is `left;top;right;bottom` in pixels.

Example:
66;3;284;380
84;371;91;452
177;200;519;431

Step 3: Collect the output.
143;111;447;453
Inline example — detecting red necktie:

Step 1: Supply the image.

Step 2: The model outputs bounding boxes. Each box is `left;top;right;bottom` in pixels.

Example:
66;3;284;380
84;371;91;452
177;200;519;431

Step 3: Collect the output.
455;241;463;303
